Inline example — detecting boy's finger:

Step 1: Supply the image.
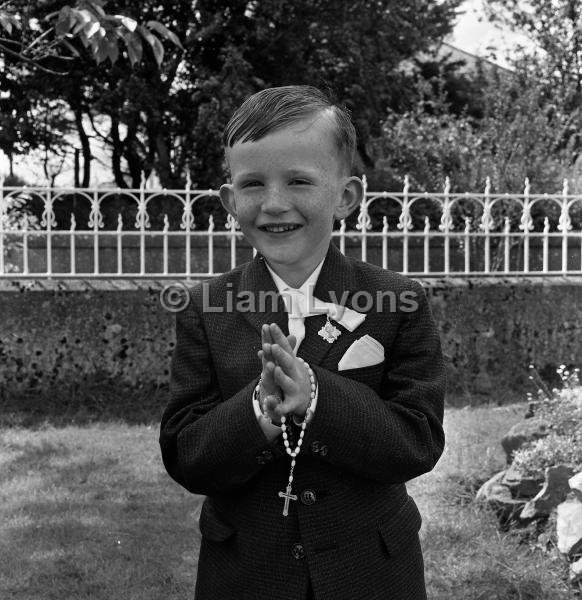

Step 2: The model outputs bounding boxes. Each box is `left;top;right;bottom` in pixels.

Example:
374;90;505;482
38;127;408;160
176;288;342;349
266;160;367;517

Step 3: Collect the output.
271;344;298;375
273;364;296;393
262;341;274;358
262;324;274;345
258;349;268;366
269;324;295;355
263;393;282;411
278;397;303;416
261;364;278;396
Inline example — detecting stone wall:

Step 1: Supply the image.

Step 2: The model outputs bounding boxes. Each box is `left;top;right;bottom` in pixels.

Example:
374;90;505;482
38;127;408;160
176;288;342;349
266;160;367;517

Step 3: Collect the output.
1;276;581;405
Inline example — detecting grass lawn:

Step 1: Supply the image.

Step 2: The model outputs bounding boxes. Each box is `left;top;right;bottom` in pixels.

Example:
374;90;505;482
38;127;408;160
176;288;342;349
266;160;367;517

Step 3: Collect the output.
0;405;576;600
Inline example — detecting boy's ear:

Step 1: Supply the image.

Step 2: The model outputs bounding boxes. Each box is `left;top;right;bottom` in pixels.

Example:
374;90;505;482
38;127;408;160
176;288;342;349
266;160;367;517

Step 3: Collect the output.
219;183;237;218
334;176;364;221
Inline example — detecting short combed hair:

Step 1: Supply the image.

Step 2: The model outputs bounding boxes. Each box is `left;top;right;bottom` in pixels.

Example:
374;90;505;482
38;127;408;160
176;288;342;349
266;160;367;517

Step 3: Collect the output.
223;85;356;175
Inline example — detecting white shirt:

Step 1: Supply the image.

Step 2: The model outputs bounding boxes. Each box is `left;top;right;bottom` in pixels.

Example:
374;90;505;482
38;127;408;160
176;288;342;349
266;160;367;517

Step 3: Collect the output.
253;259;322;435
265;259;325;351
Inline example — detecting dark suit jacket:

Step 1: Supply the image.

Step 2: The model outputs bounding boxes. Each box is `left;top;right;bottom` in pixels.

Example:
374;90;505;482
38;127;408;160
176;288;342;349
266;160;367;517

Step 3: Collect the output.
159;243;446;600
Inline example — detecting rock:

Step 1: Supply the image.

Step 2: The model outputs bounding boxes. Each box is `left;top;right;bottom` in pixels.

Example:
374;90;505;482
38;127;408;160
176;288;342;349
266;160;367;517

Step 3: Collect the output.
476;470;510;503
476;470;525;525
556;497;582;556
570;556;582;584
501;468;544;499
569;472;582;498
501;418;549;464
521;465;575;519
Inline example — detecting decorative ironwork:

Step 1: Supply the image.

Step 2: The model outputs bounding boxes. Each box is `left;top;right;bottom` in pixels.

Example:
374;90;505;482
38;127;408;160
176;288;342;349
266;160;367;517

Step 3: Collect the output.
1;174;582;278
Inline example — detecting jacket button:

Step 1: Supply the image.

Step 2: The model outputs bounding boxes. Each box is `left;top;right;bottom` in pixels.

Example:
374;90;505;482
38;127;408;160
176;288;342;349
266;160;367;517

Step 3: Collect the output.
319;444;328;457
300;489;317;505
291;543;305;560
310;441;320;454
256;449;274;464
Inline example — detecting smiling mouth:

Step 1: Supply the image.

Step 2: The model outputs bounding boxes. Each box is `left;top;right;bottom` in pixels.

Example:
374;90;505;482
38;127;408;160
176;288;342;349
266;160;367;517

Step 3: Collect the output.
259;224;302;233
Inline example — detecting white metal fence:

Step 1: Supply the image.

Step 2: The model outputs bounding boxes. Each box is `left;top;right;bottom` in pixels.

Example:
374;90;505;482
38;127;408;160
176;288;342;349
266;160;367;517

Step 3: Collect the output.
1;174;582;279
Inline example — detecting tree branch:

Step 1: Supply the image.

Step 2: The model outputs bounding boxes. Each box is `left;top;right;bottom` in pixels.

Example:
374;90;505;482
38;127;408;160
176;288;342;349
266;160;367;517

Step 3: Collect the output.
0;41;68;74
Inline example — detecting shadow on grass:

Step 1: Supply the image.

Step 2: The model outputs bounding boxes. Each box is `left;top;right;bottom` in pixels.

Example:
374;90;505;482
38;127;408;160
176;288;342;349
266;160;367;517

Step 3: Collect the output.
0;377;168;428
0;429;201;600
1;376;532;430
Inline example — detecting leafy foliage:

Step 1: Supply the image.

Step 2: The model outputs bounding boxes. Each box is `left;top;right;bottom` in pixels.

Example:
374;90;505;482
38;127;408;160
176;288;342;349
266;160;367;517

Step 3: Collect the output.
0;0;183;71
512;368;582;479
369;63;577;194
0;0;462;190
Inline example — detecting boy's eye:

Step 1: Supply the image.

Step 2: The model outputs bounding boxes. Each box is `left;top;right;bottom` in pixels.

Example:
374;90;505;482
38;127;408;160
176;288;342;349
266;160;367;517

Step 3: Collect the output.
289;179;311;185
241;180;262;188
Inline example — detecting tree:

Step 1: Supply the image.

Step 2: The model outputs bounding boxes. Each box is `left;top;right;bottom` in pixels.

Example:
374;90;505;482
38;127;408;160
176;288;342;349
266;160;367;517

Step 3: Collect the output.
2;0;462;193
0;0;182;184
485;0;582;155
370;65;575;194
171;0;463;186
0;0;182;73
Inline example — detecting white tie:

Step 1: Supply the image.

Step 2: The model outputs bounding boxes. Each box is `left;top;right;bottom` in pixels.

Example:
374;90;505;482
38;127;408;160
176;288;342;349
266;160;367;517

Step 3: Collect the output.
281;289;366;352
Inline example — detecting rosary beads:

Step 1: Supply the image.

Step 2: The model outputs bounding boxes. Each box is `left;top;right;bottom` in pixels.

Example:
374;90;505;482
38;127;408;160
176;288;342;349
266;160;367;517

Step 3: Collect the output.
278;357;316;517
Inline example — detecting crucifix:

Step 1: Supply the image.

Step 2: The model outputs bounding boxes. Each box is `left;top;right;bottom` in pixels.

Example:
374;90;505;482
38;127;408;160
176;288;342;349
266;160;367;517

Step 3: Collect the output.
278;484;298;517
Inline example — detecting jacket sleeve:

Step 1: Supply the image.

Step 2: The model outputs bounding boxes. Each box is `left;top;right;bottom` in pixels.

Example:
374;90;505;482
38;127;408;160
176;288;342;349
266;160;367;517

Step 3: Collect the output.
303;281;446;483
159;287;285;496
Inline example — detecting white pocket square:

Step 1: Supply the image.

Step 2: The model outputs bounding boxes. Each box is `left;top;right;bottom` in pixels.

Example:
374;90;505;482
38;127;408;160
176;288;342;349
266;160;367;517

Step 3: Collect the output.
337;335;385;371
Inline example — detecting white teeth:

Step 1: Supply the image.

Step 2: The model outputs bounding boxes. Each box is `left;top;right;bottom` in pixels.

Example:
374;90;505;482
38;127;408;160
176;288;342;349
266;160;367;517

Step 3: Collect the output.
263;225;299;233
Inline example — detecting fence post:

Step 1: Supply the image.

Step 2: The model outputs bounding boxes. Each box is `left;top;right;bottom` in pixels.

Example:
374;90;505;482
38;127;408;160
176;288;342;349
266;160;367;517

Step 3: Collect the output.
424;216;431;274
41;184;56;278
357;174;371;262
480;177;493;274
89;186;103;276
439;177;453;275
382;216;389;270
399;175;413;273
338;219;346;255
542;217;549;273
503;217;510;273
182;173;194;281
464;217;471;274
0;177;4;275
520;178;533;273
226;213;238;270
136;172;150;276
558;179;572;274
23;218;29;275
70;214;76;275
117;214;123;275
163;214;169;275
208;214;215;274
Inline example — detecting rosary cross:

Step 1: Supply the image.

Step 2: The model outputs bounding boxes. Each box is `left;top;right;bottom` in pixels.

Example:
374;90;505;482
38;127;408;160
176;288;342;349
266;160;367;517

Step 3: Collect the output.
278;484;298;516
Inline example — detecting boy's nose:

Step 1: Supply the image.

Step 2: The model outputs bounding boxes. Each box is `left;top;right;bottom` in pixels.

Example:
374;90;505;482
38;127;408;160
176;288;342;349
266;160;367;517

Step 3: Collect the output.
261;186;290;213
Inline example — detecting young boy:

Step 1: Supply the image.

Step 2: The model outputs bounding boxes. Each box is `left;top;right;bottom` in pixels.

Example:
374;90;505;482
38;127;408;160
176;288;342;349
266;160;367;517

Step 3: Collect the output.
159;86;445;600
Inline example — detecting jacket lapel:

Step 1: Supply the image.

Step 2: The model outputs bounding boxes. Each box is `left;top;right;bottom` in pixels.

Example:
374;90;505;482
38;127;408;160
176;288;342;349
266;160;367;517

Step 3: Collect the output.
298;243;361;368
238;255;289;337
238;244;364;369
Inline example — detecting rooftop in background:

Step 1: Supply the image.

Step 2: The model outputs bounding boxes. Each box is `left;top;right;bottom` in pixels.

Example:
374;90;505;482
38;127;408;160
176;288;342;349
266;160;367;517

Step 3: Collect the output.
448;0;533;70
435;41;513;75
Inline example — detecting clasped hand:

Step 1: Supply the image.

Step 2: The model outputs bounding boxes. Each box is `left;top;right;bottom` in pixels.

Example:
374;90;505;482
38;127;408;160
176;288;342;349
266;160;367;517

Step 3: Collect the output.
257;323;312;425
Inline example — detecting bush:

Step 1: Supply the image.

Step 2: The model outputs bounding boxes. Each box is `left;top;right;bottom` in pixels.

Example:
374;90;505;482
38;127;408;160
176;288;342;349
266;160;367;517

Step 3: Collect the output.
512;431;582;479
2;176;41;273
512;367;582;478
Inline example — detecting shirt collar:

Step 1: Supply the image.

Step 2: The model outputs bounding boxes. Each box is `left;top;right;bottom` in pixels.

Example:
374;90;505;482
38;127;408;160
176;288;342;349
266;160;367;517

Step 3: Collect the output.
265;259;325;296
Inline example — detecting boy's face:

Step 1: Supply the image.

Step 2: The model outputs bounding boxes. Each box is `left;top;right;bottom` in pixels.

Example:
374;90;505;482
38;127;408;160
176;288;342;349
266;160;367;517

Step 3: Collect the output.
220;114;362;284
